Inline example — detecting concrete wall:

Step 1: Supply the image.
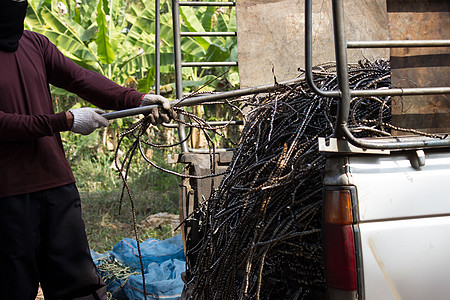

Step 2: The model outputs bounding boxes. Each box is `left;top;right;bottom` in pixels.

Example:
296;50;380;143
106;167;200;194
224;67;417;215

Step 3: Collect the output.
236;0;389;88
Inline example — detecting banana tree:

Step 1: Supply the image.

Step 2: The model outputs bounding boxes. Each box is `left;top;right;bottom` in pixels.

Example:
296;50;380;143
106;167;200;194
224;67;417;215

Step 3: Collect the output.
25;0;238;93
178;3;239;92
25;0;170;94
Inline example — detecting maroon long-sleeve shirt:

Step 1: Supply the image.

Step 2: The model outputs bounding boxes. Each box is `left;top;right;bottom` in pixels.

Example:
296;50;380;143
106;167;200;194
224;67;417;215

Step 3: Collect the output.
0;30;145;197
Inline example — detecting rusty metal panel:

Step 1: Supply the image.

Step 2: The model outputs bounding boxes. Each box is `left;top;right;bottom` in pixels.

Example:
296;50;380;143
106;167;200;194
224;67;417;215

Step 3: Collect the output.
178;153;229;268
236;0;389;88
389;0;450;134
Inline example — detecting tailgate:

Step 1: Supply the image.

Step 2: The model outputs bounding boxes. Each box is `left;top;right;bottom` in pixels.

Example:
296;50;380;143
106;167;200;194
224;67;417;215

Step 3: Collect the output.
349;150;450;299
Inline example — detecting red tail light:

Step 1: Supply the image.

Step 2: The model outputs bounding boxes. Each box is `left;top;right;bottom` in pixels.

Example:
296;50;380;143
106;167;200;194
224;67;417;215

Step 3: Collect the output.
323;190;358;291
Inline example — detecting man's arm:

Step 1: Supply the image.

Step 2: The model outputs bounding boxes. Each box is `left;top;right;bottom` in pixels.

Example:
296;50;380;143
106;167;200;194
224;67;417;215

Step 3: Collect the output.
0;110;69;141
34;32;171;128
40;33;144;110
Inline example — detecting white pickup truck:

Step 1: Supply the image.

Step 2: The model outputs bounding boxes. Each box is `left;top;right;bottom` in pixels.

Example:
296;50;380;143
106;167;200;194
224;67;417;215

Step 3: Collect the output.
306;0;450;299
320;143;450;300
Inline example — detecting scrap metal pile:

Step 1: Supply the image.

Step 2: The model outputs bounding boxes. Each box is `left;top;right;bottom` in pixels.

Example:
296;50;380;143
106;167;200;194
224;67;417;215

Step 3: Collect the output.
114;59;406;299
184;60;392;299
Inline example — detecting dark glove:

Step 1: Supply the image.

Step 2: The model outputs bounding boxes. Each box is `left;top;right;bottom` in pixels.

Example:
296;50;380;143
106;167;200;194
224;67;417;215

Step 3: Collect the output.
69;107;109;135
140;94;172;124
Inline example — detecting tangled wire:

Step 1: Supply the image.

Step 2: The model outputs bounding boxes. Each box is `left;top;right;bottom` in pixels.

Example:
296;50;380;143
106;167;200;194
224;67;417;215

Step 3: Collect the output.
112;59;435;299
183;60;393;300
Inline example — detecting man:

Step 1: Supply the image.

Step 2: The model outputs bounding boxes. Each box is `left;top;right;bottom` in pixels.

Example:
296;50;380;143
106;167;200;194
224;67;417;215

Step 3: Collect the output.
0;1;172;299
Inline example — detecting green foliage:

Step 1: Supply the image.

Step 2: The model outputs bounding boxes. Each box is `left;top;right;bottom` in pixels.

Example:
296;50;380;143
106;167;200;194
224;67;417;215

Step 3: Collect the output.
96;0;115;64
25;0;238;94
178;3;239;92
80;148;182;252
62;130;115;191
63;129;182;251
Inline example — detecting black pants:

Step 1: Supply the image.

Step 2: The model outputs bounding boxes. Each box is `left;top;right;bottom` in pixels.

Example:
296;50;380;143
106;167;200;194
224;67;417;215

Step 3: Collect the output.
0;183;106;300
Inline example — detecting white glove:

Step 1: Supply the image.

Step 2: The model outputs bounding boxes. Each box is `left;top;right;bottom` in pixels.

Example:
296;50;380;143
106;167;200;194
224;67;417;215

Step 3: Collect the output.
69;107;109;135
140;94;172;124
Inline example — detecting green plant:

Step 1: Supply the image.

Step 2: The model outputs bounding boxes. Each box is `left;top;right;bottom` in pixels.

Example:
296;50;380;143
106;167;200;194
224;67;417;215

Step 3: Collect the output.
179;3;239;91
25;0;239;94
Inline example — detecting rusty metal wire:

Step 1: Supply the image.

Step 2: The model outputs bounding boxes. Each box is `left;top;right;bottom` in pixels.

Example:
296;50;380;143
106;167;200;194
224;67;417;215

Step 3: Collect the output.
184;60;394;300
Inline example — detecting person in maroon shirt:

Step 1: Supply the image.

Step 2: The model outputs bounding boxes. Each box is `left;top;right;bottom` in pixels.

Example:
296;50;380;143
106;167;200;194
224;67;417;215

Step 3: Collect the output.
0;1;172;299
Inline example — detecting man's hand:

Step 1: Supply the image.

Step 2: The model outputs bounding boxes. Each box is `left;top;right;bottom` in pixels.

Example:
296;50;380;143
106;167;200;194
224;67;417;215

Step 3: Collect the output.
140;94;172;124
69;107;109;135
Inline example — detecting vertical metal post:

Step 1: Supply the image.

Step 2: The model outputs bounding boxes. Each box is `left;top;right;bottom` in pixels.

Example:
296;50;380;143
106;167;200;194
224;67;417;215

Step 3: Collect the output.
332;0;351;138
172;0;189;153
305;0;313;86
155;0;161;95
305;0;338;98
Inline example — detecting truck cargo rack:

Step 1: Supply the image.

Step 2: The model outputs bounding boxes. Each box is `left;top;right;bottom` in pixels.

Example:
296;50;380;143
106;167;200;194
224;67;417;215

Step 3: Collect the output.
102;77;304;121
172;0;238;153
305;0;450;151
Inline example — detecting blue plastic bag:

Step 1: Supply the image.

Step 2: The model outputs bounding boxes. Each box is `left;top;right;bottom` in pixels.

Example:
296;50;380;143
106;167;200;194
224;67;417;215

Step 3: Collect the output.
112;235;185;271
91;235;186;300
123;259;185;300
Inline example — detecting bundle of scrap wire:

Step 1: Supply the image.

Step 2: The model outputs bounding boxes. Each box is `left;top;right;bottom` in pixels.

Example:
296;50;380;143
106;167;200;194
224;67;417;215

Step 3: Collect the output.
185;60;392;299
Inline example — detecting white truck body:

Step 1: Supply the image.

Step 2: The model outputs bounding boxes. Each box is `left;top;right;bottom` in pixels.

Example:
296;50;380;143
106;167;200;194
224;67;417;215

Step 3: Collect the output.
324;149;450;299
